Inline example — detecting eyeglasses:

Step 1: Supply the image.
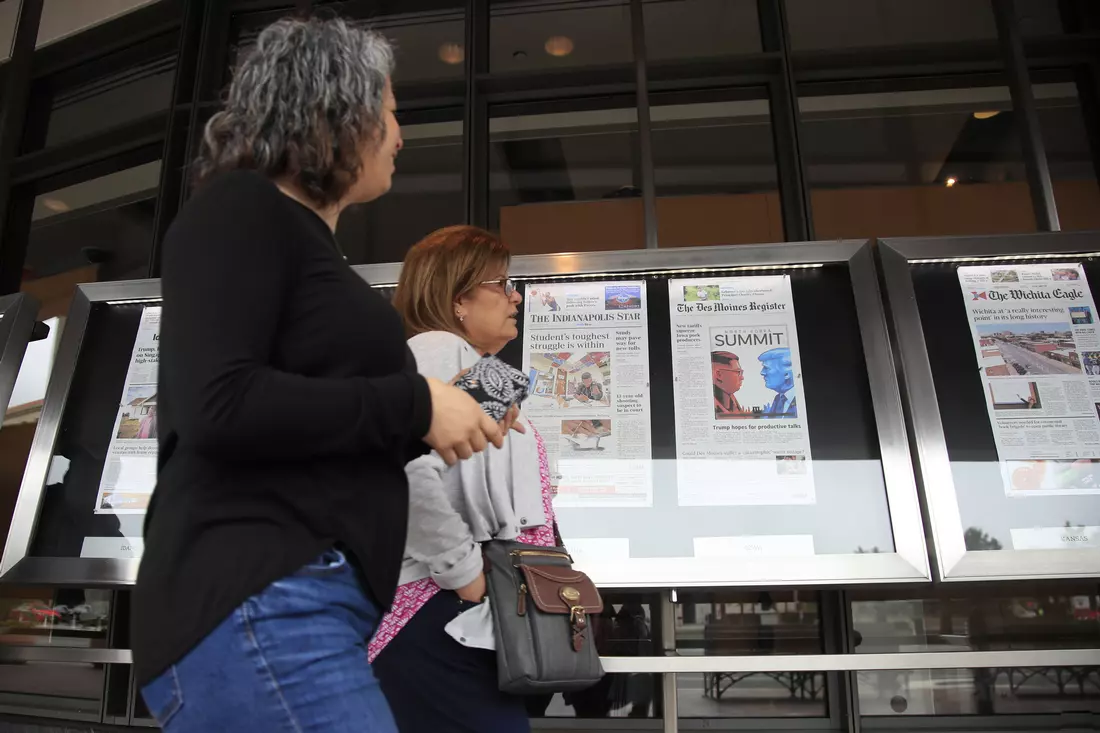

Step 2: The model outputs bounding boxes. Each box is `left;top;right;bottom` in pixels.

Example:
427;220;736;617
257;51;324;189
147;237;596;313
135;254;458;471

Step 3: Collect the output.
481;277;516;296
715;367;744;376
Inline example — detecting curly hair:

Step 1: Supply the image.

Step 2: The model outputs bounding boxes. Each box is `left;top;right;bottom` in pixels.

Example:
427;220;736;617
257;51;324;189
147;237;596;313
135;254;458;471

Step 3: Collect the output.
194;17;394;208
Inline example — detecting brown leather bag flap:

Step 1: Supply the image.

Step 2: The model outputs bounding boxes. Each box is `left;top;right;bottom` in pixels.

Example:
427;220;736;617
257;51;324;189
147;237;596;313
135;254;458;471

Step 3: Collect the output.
519;564;603;615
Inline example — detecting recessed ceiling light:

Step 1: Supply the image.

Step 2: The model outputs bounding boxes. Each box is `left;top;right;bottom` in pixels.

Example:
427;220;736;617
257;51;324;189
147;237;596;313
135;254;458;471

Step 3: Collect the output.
438;42;464;65
544;36;574;57
945;176;958;187
42;198;70;213
973;110;1000;120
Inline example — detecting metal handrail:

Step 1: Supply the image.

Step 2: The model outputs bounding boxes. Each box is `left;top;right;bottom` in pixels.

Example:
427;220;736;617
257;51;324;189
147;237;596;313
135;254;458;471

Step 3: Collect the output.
1;645;1096;672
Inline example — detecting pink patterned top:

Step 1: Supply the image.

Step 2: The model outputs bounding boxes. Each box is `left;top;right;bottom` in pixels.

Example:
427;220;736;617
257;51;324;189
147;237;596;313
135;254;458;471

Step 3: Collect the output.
368;427;556;661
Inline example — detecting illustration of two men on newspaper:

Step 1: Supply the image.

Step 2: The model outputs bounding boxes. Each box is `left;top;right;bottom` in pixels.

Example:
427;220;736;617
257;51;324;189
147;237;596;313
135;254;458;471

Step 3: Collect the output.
711;347;798;419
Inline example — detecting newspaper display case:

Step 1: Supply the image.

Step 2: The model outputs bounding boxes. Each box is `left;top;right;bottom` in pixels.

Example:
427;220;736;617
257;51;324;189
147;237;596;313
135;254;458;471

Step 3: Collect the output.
880;231;1100;582
362;241;930;588
0;293;40;420
1;242;929;589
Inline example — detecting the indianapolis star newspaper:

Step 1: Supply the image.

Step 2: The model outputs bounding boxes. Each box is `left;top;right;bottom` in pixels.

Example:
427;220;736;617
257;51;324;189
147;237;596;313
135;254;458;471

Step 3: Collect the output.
522;280;653;508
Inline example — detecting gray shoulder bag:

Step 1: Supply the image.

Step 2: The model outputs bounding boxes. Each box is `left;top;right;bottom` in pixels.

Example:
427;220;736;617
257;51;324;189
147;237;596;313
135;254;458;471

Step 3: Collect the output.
483;537;605;695
451;353;604;694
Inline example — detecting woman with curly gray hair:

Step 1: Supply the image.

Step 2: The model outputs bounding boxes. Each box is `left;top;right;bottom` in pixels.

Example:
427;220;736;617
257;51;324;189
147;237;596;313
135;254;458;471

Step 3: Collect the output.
132;16;505;732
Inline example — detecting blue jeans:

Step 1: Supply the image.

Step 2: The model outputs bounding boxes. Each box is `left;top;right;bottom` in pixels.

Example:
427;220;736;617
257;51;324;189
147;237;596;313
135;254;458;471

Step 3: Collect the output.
141;549;397;732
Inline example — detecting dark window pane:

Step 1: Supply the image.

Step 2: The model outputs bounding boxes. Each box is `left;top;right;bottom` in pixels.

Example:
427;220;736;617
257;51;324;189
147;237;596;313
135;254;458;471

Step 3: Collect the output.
490;99;643;254
852;588;1100;716
650;89;780;246
336;116;464;264
675;591;826;717
799;82;1036;239
530;594;658;719
1035;81;1100;232
1016;0;1074;35
0;661;104;719
26;161;160;283
0;1;16;61
643;0;760;61
490;0;632;74
787;0;998;51
27;52;175;152
37;0;166;46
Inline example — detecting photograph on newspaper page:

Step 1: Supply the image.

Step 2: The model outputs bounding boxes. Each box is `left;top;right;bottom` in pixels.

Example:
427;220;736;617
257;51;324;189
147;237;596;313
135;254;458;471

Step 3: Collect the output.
94;305;161;514
670;275;815;507
522;281;653;508
959;263;1100;497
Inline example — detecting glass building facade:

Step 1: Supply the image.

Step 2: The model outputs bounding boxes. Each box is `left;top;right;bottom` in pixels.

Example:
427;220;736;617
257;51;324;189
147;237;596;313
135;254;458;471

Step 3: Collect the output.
0;0;1097;730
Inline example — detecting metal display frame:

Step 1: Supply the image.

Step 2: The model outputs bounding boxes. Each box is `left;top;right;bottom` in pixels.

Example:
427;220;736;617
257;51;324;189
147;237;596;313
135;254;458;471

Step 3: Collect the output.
0;292;40;420
0;279;161;586
1;242;929;589
358;241;932;587
880;230;1100;582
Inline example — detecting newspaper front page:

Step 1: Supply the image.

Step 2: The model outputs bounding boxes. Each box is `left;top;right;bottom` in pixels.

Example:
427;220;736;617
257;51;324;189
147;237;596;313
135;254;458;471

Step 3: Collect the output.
959;263;1100;497
522;281;653;508
94;306;161;514
669;275;815;506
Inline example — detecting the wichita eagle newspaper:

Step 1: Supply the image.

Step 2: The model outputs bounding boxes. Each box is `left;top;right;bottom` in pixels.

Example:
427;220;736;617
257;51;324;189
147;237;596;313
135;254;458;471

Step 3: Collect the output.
669;275;815;506
959;263;1100;497
94;306;161;514
522;281;653;508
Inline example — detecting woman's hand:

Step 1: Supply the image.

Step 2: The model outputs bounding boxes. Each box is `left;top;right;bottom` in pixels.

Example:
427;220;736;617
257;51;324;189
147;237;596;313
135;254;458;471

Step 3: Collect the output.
501;404;526;435
456;572;487;603
452;369;524;435
425;378;504;465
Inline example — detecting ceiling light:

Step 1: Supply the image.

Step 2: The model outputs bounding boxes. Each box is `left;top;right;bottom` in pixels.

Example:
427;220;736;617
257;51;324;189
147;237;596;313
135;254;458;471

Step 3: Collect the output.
973;110;1001;120
945;176;958;187
42;198;70;213
544;36;574;57
438;42;464;65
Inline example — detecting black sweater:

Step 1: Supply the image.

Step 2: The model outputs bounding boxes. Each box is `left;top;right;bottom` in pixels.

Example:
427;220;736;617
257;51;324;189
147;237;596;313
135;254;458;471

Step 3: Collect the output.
132;171;431;685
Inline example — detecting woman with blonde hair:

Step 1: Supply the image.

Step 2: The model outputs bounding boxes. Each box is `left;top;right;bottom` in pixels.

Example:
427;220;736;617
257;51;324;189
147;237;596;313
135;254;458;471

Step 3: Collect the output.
373;225;554;732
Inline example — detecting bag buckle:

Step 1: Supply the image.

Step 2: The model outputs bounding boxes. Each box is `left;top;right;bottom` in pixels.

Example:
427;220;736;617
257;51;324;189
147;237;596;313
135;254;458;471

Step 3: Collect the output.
569;606;588;652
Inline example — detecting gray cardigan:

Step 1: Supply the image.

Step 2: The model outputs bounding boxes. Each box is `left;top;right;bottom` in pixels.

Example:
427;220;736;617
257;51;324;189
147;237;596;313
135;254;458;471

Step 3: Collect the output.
399;331;548;589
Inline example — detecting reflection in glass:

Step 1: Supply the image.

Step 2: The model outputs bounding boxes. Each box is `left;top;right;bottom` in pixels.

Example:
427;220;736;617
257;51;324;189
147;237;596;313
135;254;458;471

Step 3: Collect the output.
490;0;632;74
675;591;826;717
1034;82;1100;232
489;102;643;254
0;587;111;645
367;6;466;84
799;84;1034;239
530;595;657;719
852;590;1100;715
650;91;779;246
642;0;760;61
337;118;464;265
